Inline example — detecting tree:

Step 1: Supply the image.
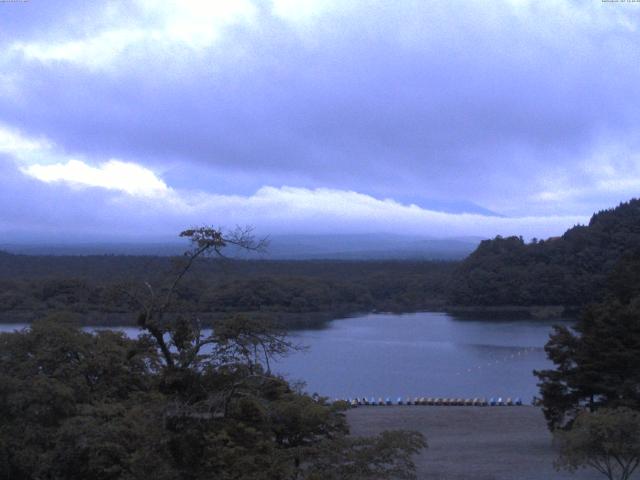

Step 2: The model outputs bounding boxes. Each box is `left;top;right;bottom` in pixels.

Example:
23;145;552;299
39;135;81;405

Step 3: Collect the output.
299;430;426;480
0;315;168;480
449;198;640;308
122;226;269;371
554;408;640;480
0;227;426;479
534;253;640;430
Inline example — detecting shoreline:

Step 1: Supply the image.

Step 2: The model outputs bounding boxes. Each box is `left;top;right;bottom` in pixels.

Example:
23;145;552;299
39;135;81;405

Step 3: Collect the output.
445;304;580;320
0;304;575;328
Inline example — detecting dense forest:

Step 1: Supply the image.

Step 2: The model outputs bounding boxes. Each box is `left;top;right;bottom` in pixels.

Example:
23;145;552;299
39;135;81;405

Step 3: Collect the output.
449;199;640;309
0;254;453;328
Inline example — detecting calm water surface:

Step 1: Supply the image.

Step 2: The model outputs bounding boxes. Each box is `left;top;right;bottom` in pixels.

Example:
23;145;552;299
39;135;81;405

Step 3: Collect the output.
0;312;565;403
278;312;563;403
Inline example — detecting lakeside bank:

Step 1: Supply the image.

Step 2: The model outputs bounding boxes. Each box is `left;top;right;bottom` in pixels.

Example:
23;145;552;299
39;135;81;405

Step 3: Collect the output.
0;302;576;329
347;406;600;480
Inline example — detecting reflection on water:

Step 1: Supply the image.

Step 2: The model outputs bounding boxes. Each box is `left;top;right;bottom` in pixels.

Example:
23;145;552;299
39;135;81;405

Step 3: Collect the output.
0;312;568;404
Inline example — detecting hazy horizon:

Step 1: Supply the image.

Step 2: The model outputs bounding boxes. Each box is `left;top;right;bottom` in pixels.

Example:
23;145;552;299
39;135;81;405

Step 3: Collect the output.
0;232;483;260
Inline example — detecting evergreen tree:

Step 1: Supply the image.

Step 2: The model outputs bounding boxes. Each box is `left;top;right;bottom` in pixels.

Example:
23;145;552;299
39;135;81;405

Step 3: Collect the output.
535;253;640;430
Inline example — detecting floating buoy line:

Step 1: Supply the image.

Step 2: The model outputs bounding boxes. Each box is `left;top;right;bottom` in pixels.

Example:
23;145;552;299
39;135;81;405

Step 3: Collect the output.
453;346;541;377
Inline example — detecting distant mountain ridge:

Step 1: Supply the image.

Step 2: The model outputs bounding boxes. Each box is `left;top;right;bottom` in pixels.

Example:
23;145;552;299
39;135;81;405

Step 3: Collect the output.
260;234;480;260
449;198;640;307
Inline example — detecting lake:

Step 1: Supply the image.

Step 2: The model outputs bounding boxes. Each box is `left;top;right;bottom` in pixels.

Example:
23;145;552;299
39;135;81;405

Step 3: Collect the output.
278;312;563;403
0;312;564;404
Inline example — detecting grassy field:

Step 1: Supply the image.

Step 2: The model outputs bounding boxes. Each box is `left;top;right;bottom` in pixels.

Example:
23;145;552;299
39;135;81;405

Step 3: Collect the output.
347;406;603;480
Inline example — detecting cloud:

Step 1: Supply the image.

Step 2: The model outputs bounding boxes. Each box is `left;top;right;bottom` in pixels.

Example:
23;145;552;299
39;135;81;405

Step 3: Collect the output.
0;124;587;239
173;185;586;238
530;139;640;213
8;1;259;70
0;0;637;241
3;154;585;241
21;159;170;197
0;123;586;240
0;125;52;162
10;29;148;70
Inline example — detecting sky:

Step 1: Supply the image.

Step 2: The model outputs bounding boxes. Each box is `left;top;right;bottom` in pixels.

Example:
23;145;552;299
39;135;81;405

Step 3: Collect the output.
1;0;639;243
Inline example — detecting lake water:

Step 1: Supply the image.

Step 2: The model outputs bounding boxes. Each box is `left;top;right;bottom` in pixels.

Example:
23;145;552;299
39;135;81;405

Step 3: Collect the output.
277;312;565;403
0;312;564;404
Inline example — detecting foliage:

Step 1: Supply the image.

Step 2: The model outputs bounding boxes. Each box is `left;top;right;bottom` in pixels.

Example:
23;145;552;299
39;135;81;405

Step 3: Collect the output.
0;315;167;480
534;252;640;430
300;430;426;480
0;227;425;479
554;408;640;480
0;255;454;327
450;199;640;307
0;319;425;479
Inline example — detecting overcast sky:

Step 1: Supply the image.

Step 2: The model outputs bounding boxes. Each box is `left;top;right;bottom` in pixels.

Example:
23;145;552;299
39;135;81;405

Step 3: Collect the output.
1;0;639;242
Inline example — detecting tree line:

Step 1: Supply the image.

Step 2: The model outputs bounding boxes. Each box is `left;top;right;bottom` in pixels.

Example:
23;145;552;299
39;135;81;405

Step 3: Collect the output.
0;255;453;328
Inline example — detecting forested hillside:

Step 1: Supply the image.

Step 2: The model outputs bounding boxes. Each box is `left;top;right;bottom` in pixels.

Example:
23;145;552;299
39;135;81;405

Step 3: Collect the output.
449;199;640;307
0;255;453;327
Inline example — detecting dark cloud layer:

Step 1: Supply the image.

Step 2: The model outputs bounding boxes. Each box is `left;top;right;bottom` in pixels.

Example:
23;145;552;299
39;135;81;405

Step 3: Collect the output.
0;1;638;239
